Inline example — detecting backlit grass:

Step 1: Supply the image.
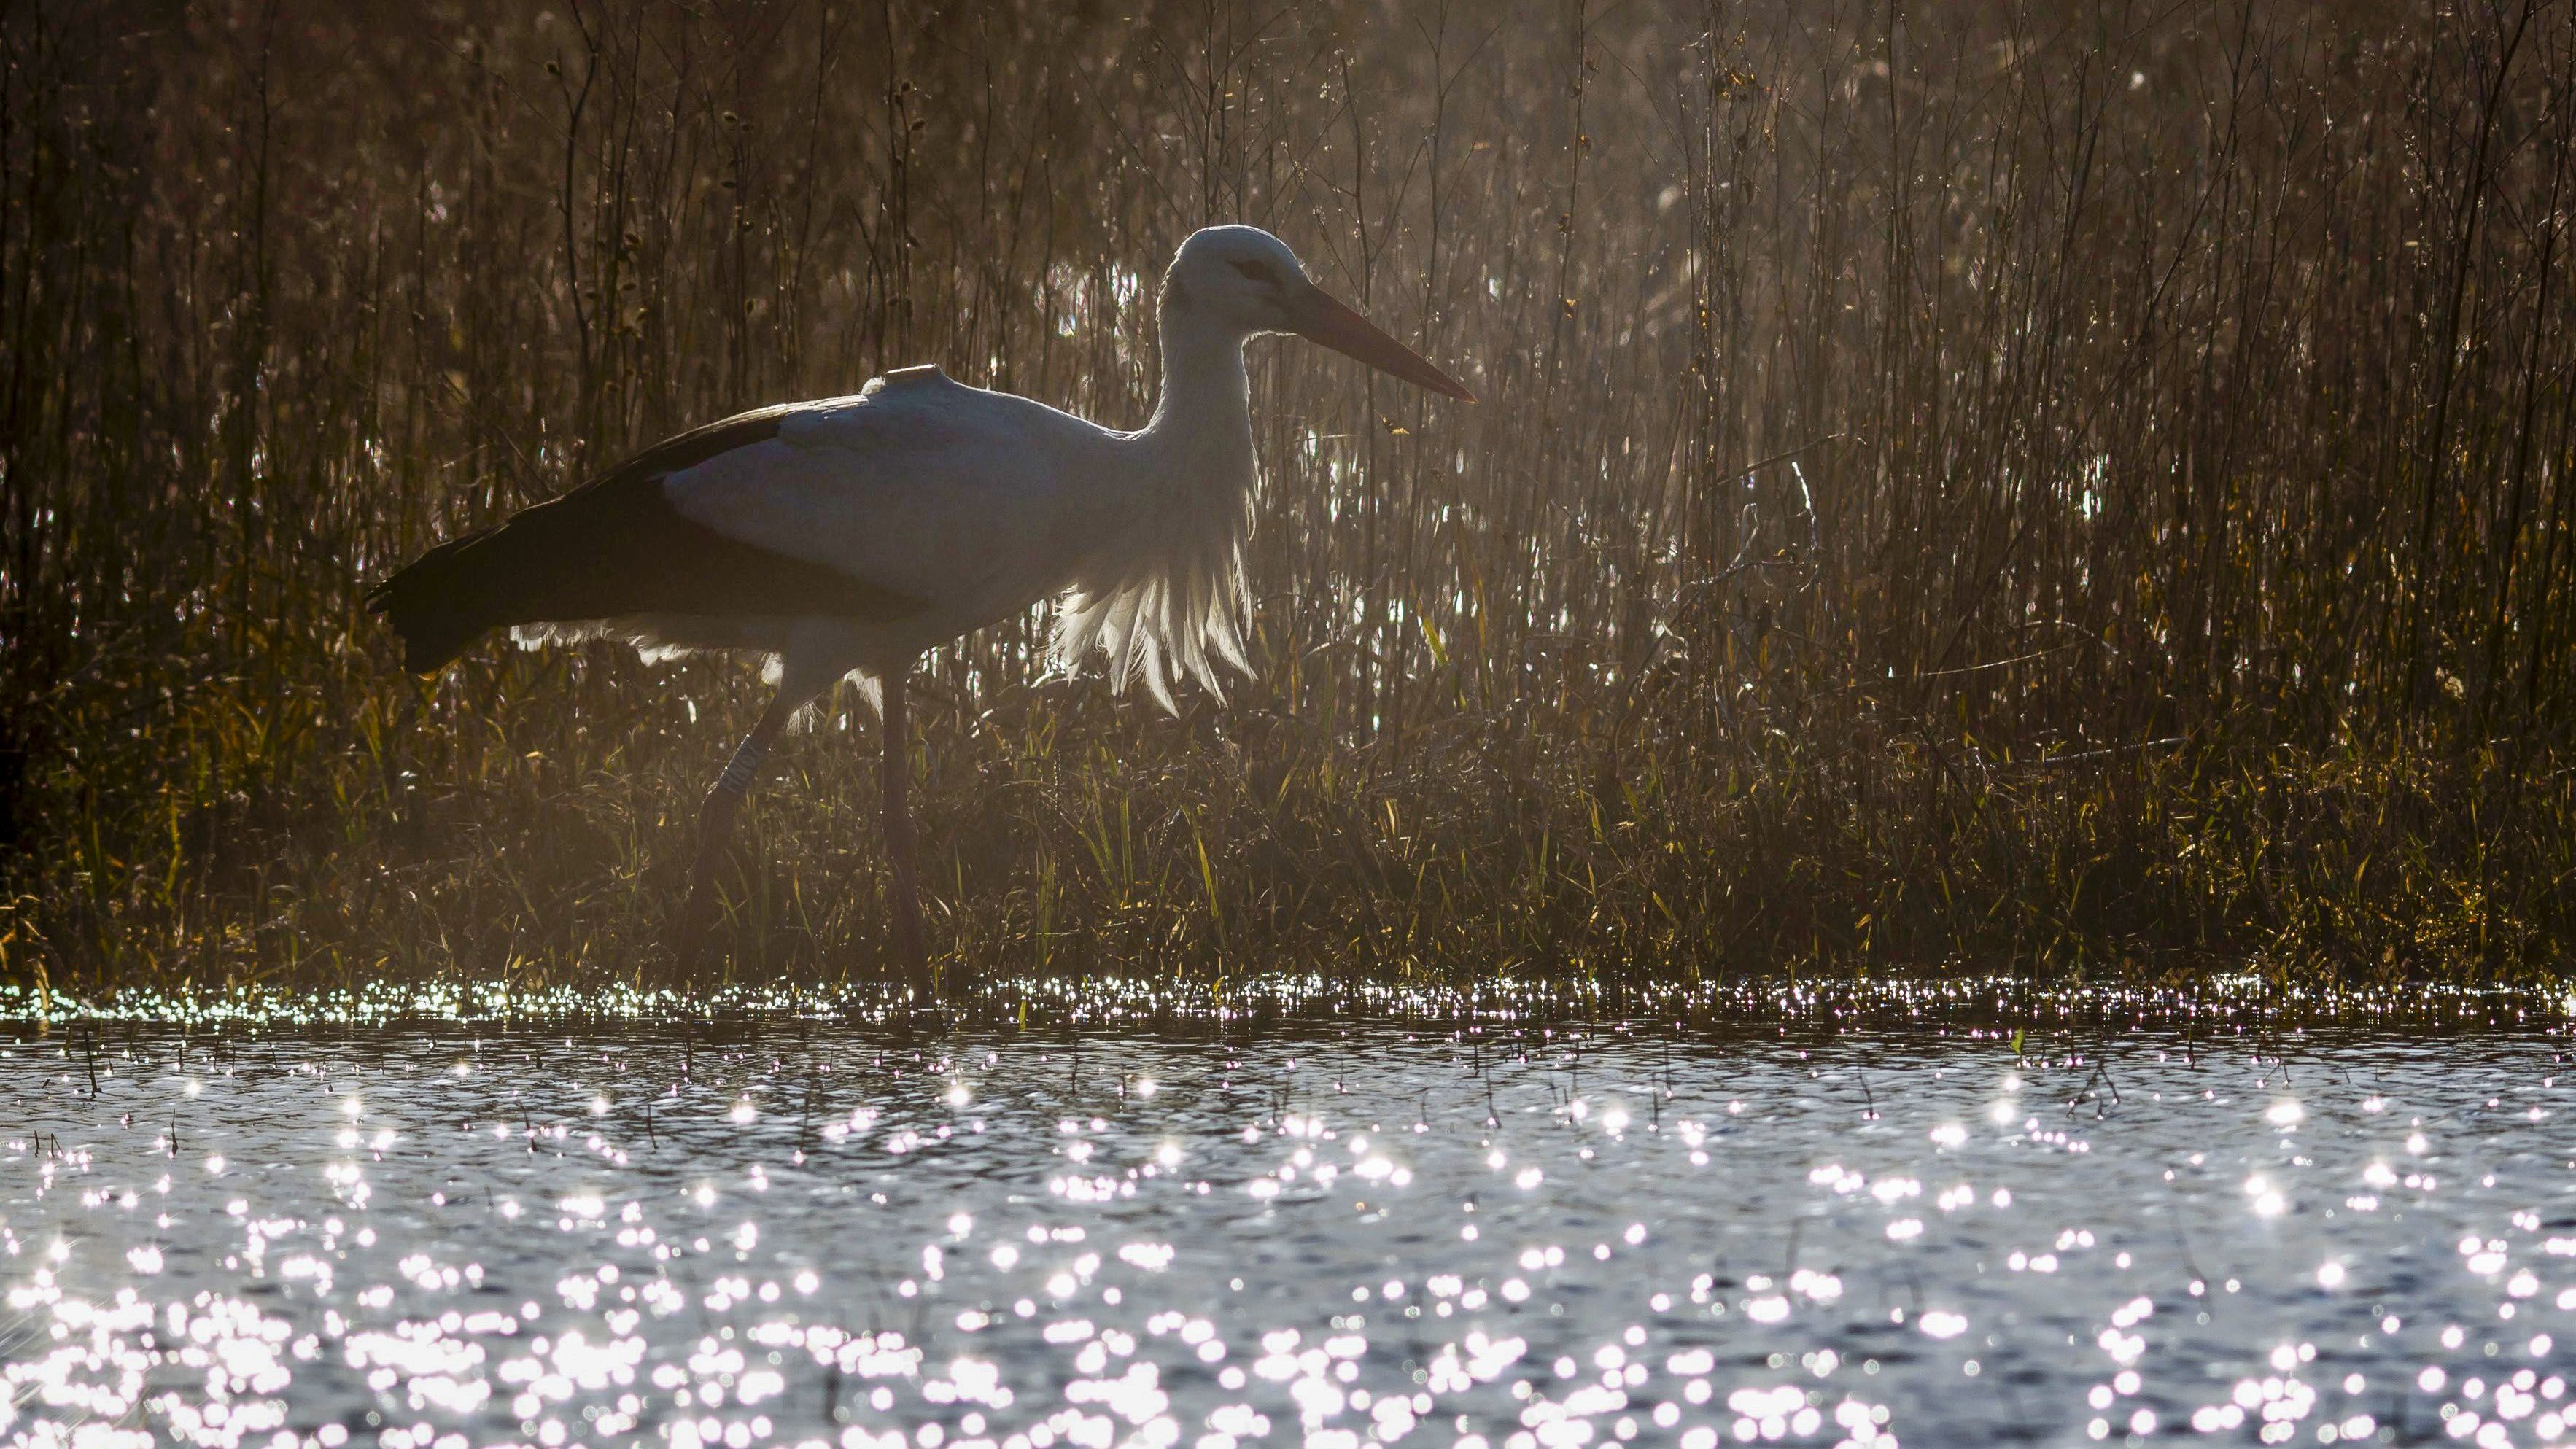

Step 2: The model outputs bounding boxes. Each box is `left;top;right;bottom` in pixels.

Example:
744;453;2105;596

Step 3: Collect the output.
3;0;2572;995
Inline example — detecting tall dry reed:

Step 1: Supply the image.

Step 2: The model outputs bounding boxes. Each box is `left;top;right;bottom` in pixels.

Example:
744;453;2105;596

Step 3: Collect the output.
2;0;2570;995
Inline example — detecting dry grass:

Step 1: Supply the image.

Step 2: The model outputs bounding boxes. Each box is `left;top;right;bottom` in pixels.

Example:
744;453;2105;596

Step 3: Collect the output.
3;0;2573;997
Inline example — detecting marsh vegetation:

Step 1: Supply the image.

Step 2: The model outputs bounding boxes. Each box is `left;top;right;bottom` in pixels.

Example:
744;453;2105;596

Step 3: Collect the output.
4;0;2574;992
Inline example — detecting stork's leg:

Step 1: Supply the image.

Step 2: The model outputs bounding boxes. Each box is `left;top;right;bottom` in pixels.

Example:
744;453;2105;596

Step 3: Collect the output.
880;664;930;992
675;686;802;970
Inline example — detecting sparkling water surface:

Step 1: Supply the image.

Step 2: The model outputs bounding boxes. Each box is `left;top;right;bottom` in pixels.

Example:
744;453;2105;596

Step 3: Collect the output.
4;1018;2572;1449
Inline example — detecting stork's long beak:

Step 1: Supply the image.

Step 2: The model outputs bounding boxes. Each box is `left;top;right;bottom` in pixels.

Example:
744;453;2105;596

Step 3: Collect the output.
1289;286;1478;402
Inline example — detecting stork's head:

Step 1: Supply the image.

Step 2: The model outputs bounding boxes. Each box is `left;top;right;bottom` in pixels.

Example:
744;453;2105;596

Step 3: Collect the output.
1166;225;1476;401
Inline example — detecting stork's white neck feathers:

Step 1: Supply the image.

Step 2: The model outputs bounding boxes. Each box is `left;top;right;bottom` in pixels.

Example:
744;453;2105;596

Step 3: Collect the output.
1039;222;1473;710
1139;282;1254;446
1051;276;1261;711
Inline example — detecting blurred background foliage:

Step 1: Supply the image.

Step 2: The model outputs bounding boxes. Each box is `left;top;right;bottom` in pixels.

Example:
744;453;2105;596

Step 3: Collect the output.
2;0;2571;994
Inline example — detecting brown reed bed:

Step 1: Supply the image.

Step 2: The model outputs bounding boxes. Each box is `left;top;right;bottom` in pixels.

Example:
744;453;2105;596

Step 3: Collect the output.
1;0;2572;999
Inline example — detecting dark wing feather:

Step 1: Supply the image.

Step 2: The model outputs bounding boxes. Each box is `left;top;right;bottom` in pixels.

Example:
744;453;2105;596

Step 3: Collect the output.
365;403;924;675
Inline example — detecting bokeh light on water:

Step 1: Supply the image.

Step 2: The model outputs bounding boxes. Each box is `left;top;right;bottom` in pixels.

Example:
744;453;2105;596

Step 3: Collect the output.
1;1009;2570;1448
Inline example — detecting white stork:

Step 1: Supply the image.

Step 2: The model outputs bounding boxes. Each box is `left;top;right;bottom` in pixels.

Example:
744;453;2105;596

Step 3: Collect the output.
368;225;1475;987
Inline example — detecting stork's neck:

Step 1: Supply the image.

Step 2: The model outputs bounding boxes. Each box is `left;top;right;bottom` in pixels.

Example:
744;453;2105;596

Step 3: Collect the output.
1133;289;1254;482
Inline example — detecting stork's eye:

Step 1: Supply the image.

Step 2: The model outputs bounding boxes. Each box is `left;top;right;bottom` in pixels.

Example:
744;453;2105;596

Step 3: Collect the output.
1228;258;1279;286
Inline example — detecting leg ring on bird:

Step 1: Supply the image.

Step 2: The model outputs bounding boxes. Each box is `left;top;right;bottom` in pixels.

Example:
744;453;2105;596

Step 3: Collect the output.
715;739;770;798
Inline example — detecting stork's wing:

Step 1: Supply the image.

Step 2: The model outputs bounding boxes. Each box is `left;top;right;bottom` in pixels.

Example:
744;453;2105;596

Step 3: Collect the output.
659;371;1091;615
365;392;938;674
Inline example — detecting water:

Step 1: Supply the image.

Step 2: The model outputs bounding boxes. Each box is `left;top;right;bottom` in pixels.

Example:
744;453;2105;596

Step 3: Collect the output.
4;1019;2571;1449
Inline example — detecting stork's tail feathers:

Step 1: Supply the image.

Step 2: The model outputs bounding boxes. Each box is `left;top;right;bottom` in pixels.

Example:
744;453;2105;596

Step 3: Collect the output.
365;529;511;676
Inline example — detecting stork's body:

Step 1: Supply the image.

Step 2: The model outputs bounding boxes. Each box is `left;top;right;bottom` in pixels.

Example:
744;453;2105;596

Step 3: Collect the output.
368;226;1472;987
